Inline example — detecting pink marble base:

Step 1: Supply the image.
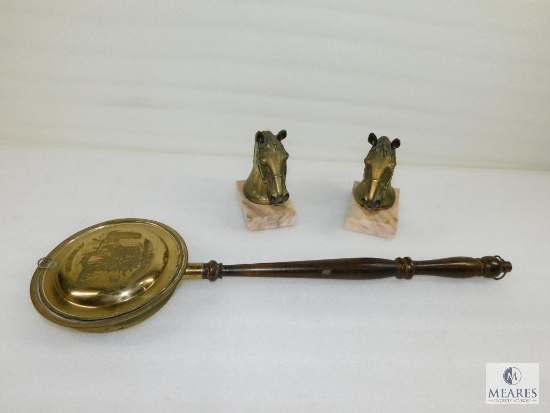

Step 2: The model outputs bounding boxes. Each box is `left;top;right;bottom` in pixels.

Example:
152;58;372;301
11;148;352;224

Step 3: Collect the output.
236;181;297;231
344;181;400;238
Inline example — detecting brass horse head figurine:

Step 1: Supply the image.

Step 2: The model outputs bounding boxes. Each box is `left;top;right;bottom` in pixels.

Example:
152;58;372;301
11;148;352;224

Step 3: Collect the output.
243;130;290;205
354;133;400;211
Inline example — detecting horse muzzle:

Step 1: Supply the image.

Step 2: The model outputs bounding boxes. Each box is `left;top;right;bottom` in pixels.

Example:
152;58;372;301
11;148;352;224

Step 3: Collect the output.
270;193;290;205
267;174;289;205
362;198;381;211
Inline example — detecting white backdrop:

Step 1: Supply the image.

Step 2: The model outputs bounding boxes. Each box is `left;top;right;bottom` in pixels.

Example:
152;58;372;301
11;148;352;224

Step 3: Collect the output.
2;3;550;411
1;0;549;170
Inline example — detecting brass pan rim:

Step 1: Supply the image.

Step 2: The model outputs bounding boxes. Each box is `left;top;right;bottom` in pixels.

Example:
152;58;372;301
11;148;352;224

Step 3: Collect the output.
30;218;188;332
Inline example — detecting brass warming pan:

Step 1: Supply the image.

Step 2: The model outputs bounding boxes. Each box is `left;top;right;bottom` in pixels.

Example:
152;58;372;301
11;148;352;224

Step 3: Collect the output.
30;218;512;332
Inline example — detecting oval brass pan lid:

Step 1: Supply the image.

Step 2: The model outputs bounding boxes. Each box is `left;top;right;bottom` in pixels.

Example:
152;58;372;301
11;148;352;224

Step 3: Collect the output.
30;218;188;332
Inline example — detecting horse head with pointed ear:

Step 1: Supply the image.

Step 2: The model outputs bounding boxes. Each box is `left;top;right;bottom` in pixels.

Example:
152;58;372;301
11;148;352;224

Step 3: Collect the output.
354;133;400;211
243;130;290;205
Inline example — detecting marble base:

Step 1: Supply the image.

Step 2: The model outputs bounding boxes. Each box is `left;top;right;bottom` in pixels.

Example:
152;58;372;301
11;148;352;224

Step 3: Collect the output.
236;181;297;231
344;182;400;238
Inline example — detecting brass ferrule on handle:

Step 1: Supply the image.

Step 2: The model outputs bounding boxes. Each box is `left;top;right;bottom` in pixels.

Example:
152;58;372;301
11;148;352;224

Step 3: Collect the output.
186;255;511;282
182;261;224;281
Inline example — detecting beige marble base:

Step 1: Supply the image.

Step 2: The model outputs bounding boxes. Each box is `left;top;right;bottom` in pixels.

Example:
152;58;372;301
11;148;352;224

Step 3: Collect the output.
236;181;297;231
344;182;400;238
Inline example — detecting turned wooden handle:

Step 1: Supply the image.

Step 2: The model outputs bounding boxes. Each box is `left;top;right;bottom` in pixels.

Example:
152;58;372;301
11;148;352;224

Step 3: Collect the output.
192;256;511;281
